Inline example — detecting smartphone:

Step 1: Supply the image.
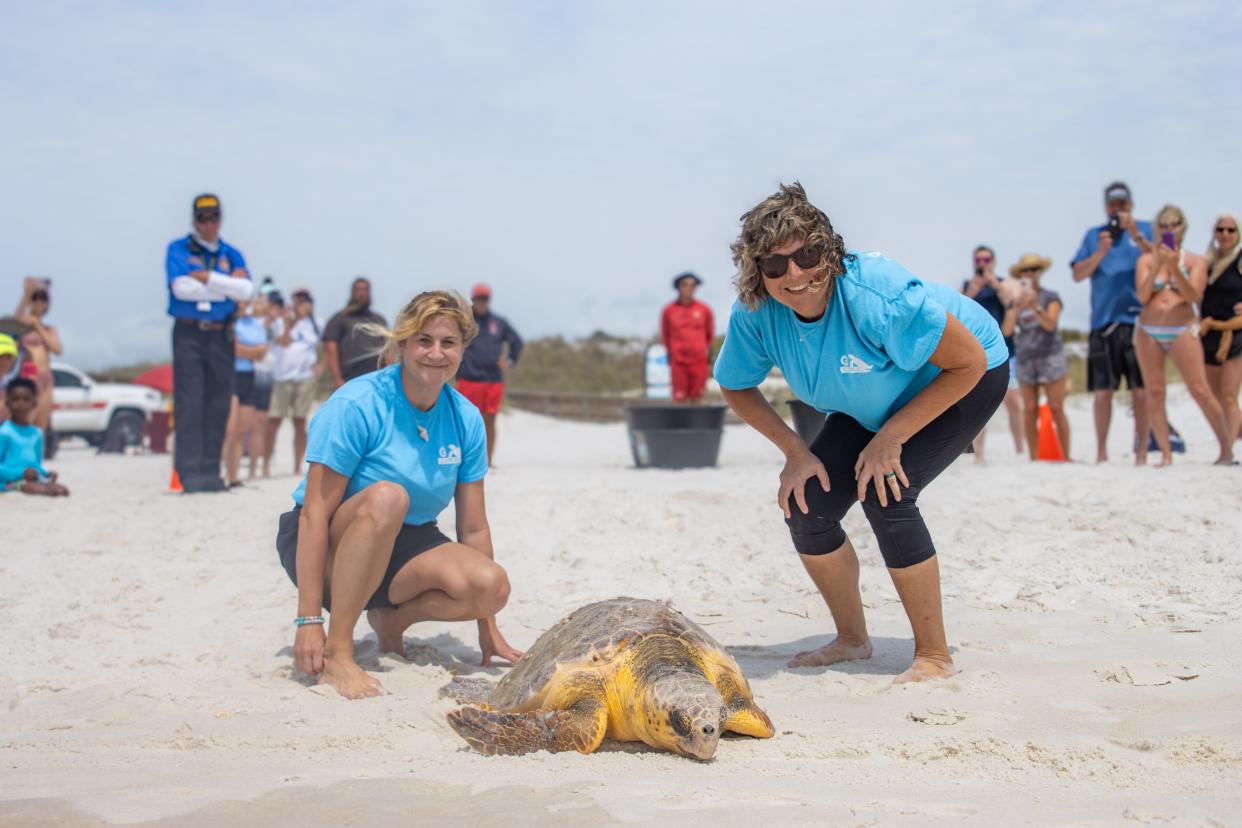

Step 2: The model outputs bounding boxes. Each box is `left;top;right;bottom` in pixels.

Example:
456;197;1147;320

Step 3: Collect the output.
1161;231;1176;248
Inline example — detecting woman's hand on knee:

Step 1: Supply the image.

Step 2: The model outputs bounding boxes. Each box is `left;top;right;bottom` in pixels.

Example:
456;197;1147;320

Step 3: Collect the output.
294;624;326;675
854;430;909;508
779;447;830;519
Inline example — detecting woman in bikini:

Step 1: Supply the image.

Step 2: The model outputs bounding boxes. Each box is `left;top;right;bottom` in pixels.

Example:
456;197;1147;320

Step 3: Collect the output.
14;278;62;451
1134;205;1233;466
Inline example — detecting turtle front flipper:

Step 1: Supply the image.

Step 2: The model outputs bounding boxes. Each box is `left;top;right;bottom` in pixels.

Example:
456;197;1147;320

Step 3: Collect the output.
723;697;774;738
448;698;609;756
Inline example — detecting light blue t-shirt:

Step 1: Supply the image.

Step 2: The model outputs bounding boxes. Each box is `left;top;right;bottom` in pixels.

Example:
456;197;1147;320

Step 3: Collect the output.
0;420;48;484
714;251;1008;433
291;364;488;525
1071;220;1153;329
234;315;267;372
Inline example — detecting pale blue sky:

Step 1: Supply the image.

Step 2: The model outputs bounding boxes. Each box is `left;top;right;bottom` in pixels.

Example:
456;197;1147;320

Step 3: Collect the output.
3;1;1239;368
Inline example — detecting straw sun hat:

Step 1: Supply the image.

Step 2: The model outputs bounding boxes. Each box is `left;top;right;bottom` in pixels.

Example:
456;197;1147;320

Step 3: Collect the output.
1008;253;1052;278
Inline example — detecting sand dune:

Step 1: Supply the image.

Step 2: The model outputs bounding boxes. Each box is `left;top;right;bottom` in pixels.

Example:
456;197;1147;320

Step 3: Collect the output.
1;388;1239;826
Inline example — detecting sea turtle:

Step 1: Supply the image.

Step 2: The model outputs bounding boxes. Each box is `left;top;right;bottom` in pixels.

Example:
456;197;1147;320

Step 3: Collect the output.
441;597;774;760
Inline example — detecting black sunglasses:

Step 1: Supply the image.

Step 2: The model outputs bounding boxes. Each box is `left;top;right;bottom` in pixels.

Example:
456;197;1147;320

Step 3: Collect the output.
1216;226;1238;234
1018;267;1041;275
194;213;221;224
757;245;825;279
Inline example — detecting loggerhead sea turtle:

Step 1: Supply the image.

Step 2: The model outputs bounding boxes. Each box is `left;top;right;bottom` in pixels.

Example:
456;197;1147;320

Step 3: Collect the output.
441;597;774;760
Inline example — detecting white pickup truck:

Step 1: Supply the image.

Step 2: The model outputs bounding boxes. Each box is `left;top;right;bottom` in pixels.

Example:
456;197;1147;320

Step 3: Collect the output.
50;362;163;449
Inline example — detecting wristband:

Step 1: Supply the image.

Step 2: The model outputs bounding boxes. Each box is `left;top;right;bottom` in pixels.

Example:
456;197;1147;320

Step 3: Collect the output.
295;615;326;627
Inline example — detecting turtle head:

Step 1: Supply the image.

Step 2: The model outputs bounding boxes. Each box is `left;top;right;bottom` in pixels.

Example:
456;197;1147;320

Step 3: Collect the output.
642;672;724;761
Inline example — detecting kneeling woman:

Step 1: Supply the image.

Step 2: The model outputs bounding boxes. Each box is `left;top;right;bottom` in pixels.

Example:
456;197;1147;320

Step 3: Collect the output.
716;184;1009;683
279;290;522;699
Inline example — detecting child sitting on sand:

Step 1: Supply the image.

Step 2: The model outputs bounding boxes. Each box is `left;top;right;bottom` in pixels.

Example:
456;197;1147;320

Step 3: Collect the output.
0;378;69;496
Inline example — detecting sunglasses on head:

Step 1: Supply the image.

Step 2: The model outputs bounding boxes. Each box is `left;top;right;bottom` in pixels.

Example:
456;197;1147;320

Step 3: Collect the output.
757;245;825;279
1216;225;1238;234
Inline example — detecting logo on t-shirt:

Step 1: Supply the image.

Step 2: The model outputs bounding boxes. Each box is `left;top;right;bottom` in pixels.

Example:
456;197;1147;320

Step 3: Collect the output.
839;354;873;374
437;444;462;465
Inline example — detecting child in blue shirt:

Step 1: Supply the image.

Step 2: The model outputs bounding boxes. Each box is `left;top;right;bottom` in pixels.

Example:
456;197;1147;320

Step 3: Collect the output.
1;378;68;496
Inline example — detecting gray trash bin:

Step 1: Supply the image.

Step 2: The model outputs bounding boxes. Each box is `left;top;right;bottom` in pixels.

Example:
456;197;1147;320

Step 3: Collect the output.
625;405;726;468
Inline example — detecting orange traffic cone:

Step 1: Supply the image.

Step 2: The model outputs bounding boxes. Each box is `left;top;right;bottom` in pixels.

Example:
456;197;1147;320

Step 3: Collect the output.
1036;404;1065;461
168;468;183;493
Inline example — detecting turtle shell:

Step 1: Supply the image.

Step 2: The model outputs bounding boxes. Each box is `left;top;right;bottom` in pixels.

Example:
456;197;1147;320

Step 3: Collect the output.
488;597;728;711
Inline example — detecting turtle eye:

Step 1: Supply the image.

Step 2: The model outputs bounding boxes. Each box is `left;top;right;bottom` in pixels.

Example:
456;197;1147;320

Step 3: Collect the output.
669;710;692;738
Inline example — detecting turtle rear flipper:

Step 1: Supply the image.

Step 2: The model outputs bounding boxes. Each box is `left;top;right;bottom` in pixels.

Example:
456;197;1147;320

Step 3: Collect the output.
438;676;494;705
447;699;608;756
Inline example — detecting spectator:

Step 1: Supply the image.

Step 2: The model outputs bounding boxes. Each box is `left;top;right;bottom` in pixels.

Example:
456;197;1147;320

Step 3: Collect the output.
1200;213;1242;443
165;193;253;493
1070;181;1152;464
322;277;388;387
961;246;1024;461
0;333;18;422
1000;254;1070;460
457;283;522;466
660;272;715;404
222;297;269;486
0;378;68;496
15;278;62;456
253;292;281;477
268;288;321;476
1134;205;1233;466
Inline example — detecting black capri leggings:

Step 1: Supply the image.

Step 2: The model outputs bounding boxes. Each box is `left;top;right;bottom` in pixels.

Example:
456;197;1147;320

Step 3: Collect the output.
787;362;1009;568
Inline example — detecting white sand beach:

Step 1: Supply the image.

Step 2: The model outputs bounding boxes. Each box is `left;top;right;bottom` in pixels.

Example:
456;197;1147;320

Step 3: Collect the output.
2;389;1240;826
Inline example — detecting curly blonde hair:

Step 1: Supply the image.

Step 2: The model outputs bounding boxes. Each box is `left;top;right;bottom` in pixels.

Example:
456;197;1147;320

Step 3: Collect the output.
730;182;852;310
359;290;479;367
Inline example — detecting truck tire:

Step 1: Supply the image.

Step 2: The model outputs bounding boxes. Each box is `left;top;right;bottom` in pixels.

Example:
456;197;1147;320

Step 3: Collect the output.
101;410;146;453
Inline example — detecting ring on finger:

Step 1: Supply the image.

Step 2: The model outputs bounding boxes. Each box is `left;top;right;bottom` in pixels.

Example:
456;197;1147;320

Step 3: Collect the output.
883;471;897;480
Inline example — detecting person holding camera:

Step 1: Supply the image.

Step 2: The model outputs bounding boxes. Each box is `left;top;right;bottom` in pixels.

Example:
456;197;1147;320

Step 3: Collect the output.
14;278;62;454
1001;254;1070;460
1134;206;1233;466
165;194;253;493
961;245;1024;461
268;289;322;476
1071;182;1153;464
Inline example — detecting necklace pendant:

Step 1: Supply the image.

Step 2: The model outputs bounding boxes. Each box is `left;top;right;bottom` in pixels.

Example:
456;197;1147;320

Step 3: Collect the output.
418;425;429;442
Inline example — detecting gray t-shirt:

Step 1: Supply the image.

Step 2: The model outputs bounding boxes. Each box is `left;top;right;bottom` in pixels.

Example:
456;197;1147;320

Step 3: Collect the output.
1014;288;1063;360
322;309;388;381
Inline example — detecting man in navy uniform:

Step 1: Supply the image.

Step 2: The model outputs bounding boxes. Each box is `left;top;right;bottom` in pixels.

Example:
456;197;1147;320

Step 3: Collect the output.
166;194;254;492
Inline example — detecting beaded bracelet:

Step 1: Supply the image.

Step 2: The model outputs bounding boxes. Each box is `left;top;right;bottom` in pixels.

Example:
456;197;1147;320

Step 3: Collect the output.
295;615;326;627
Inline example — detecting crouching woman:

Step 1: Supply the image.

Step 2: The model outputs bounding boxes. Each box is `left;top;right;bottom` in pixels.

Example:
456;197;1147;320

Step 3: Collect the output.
278;290;522;699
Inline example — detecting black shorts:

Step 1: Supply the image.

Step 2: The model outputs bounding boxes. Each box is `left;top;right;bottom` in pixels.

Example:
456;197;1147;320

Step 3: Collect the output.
235;371;258;407
276;506;452;611
787;362;1009;569
1202;328;1242;366
1087;324;1144;392
253;373;273;412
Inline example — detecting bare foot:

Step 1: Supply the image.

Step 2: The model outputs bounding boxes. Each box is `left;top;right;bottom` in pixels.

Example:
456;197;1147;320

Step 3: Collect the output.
788;637;873;668
367;608;407;656
1155;452;1173;468
893;656;957;684
1214;453;1236;466
319;649;383;699
1097;453;1109;464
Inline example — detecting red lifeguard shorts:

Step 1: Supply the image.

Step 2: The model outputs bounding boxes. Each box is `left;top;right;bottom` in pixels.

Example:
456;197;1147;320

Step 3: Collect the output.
457;379;505;414
670;361;708;401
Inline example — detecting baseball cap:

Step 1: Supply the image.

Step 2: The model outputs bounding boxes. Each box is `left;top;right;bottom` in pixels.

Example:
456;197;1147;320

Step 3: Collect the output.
673;271;702;289
1104;182;1132;202
470;283;492;298
192;193;222;220
0;333;16;358
291;287;314;303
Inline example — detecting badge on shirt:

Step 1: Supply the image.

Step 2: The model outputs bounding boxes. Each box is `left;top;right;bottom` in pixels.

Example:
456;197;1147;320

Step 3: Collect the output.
437;444;462;465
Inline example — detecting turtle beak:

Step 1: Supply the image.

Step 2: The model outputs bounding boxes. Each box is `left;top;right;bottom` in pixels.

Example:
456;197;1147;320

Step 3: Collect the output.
677;722;720;761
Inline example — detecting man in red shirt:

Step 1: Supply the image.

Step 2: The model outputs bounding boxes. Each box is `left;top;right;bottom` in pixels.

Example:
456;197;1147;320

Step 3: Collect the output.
660;272;715;403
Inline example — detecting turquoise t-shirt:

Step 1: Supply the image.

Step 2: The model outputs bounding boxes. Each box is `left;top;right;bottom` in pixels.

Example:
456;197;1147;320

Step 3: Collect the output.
291;364;488;525
714;251;1008;432
0;420;48;484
